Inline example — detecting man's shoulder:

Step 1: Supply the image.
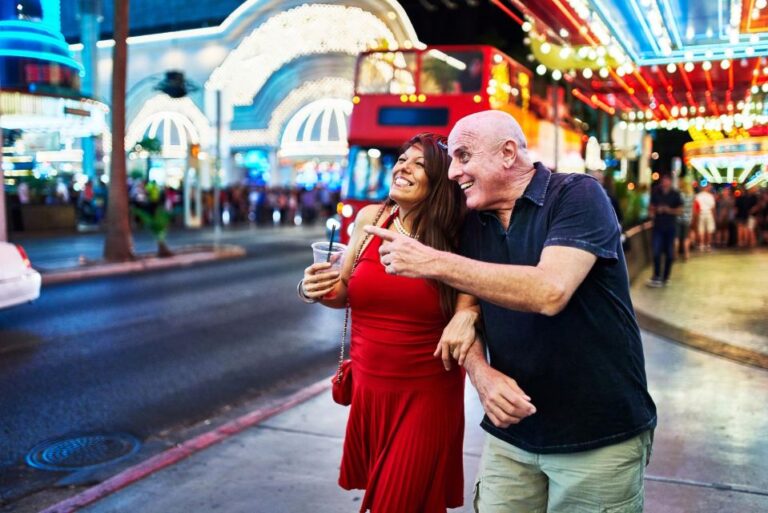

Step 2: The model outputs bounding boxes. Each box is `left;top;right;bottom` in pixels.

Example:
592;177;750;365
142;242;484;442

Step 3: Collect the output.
547;172;604;205
550;172;601;193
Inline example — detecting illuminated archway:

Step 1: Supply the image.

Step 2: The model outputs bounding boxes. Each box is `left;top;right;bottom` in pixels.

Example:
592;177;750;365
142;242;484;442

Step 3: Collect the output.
207;4;400;105
229;77;353;148
126;95;211;154
279;98;352;157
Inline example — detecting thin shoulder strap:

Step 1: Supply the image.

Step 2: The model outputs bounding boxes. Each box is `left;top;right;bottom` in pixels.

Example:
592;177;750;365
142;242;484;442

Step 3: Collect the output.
336;202;388;382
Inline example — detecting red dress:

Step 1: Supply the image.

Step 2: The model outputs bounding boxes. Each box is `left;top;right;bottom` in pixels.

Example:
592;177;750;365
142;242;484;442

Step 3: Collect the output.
340;216;465;513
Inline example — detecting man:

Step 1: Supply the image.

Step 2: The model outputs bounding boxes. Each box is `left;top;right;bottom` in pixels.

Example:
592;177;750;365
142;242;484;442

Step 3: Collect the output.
647;174;683;287
365;110;656;513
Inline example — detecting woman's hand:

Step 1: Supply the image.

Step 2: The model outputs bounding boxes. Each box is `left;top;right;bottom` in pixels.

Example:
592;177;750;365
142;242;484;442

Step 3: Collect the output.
433;308;480;370
302;262;341;300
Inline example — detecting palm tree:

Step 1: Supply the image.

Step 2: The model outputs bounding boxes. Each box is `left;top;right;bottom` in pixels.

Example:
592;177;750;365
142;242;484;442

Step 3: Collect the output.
103;0;134;261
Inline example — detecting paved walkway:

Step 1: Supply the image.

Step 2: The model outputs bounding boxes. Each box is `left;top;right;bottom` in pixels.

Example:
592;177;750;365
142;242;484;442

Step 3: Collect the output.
631;249;768;368
42;331;766;513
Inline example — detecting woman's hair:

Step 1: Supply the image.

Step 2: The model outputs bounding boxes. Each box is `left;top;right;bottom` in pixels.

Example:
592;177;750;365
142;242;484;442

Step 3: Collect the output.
385;132;466;317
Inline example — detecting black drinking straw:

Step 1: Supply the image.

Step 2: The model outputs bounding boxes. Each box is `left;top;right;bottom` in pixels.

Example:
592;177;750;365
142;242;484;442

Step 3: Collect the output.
326;225;337;262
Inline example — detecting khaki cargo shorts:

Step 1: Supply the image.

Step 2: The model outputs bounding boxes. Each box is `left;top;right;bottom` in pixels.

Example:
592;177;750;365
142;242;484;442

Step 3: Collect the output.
473;430;653;513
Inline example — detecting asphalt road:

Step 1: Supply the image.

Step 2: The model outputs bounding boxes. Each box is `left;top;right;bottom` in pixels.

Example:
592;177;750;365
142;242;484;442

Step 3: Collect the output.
0;225;341;504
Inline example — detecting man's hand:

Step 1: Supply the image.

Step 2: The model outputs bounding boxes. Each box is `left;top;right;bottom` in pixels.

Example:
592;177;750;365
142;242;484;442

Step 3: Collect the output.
470;361;536;428
433;308;479;370
364;225;440;278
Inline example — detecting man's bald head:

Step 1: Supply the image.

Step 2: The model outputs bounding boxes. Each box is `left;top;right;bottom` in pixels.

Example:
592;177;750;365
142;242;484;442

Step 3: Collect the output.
449;110;529;154
446;110;537;212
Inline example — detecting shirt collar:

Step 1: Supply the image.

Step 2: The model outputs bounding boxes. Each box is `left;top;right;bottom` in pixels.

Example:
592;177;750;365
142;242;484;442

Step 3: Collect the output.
476;162;552;225
522;162;551;207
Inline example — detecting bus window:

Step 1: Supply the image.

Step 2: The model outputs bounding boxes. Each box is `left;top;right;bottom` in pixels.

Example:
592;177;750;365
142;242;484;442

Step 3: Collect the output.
344;146;397;200
357;52;417;95
420;50;484;94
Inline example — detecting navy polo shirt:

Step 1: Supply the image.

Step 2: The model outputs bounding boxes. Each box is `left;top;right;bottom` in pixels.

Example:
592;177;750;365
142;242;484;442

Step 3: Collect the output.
461;163;657;454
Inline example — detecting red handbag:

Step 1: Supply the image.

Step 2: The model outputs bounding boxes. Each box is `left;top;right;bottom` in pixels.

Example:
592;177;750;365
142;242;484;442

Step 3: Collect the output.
330;204;386;406
331;358;353;406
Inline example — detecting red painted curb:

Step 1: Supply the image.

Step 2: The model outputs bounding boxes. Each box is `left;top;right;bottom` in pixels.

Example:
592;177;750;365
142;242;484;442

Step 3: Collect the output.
39;378;332;513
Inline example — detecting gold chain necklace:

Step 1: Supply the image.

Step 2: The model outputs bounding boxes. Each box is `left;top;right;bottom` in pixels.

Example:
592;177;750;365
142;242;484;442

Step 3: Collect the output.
391;205;418;239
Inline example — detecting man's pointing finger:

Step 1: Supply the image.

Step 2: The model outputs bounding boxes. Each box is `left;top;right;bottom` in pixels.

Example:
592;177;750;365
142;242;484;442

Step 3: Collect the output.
364;225;397;241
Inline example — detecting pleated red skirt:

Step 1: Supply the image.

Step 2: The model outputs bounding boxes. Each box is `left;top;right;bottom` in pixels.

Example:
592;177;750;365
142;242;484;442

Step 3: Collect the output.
341;229;465;513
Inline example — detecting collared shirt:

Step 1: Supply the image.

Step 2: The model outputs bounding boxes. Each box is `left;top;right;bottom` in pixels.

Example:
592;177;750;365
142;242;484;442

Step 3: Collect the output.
460;163;657;454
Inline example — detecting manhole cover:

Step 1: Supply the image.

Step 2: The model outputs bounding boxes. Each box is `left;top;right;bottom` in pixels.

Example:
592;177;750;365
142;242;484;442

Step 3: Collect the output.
25;433;141;471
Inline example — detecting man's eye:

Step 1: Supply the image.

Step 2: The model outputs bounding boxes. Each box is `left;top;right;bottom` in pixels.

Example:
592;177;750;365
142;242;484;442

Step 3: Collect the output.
460;152;470;162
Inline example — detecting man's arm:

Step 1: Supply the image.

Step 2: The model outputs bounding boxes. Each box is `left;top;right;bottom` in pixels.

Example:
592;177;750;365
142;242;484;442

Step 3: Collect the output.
431;245;596;316
365;225;596;317
463;340;536;428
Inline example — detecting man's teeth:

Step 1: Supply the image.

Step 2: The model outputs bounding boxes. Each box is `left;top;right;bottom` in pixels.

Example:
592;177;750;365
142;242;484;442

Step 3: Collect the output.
460;181;474;190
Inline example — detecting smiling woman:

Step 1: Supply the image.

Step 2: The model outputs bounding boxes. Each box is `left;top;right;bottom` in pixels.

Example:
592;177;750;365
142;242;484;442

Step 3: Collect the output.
298;132;476;513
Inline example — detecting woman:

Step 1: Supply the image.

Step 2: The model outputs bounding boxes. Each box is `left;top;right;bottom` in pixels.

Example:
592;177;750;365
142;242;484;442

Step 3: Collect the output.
298;133;477;512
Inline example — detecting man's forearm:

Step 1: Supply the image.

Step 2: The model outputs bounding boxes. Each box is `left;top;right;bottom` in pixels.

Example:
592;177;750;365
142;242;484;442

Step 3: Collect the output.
463;339;488;387
428;250;564;315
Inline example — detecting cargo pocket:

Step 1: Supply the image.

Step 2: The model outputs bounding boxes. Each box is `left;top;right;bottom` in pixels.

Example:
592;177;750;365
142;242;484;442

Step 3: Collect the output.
472;479;481;513
602;488;643;513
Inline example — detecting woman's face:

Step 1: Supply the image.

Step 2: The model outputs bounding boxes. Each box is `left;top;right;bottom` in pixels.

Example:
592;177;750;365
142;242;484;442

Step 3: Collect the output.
389;143;430;208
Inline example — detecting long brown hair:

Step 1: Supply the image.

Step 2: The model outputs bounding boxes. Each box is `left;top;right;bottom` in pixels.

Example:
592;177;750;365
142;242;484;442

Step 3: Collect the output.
386;133;466;317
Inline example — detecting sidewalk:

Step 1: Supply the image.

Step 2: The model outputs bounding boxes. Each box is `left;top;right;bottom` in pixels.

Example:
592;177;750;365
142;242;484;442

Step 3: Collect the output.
24;240;768;513
631;248;768;369
13;224;324;285
39;329;768;513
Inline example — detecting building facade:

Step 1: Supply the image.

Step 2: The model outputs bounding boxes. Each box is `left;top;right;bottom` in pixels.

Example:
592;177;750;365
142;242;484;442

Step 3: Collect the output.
67;0;422;191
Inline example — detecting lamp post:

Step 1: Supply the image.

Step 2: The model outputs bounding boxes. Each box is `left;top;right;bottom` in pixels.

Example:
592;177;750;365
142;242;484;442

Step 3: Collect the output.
214;88;222;238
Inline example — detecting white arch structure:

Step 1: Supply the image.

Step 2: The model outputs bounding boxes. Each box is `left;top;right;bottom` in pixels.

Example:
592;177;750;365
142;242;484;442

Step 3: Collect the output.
229;77;353;148
279;98;352;157
126;95;211;155
207;4;399;105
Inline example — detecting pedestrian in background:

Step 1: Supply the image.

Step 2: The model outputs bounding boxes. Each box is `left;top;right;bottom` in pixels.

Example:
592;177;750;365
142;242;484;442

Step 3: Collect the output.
695;184;717;251
677;179;695;262
299;133;476;513
367;110;656;513
715;187;734;247
735;188;758;248
647;174;683;287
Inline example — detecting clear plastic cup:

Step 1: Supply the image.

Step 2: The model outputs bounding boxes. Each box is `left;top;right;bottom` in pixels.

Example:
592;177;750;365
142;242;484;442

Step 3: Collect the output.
311;241;347;270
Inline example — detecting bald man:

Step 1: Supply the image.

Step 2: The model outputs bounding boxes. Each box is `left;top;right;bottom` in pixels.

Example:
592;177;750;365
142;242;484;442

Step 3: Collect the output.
366;110;656;513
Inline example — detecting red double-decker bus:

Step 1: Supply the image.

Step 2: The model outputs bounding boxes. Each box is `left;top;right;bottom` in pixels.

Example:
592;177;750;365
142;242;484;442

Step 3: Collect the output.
337;44;584;242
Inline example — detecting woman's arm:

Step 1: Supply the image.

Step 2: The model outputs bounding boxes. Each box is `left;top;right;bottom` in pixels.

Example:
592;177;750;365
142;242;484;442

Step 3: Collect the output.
300;204;385;308
433;292;481;370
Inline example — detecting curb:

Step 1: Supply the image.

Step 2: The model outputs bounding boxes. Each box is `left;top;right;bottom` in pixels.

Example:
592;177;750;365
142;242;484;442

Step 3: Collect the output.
635;309;768;370
39;378;332;513
40;245;246;285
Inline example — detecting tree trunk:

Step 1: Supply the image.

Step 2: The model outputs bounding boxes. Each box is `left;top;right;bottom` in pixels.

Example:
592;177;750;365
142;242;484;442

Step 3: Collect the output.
103;0;134;262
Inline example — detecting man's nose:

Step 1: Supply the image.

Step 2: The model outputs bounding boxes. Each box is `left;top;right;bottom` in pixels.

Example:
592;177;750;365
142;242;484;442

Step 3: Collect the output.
448;161;460;181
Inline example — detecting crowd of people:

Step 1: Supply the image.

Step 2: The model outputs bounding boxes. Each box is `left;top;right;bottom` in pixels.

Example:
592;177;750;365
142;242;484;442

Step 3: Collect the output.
648;178;767;287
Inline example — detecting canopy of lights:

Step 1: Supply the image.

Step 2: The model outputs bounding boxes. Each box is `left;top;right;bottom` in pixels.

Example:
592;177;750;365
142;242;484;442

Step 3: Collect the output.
495;0;768;136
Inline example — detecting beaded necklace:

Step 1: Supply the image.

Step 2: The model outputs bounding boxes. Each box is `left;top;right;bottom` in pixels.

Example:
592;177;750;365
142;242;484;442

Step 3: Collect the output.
391;205;418;239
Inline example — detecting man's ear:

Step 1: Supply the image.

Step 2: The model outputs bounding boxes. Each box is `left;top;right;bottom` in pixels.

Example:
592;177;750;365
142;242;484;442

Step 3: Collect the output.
501;139;518;168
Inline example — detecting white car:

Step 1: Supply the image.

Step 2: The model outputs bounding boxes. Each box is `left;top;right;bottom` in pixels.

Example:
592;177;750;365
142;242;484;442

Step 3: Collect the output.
0;242;41;309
